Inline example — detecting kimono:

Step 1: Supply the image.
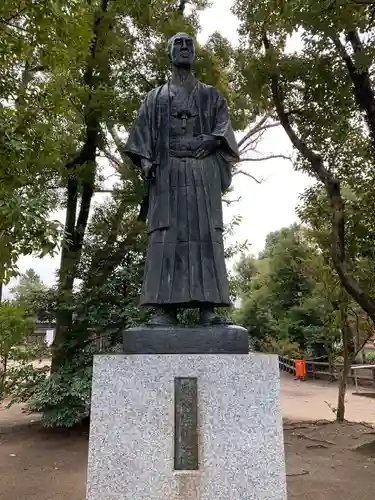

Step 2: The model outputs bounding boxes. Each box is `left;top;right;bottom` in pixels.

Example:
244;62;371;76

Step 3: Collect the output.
125;80;239;308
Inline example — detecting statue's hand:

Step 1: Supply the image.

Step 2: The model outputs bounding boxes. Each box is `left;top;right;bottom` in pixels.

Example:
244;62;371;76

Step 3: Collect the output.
194;135;221;159
141;158;156;182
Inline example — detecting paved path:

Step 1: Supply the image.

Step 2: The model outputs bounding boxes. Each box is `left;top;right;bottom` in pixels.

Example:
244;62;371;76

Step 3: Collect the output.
280;373;375;424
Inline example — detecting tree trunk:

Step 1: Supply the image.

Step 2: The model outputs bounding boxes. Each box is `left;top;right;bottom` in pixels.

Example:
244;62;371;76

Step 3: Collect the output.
336;357;350;422
0;354;7;401
51;170;95;372
336;299;353;422
337;343;354;422
328;347;334;381
50;0;110;372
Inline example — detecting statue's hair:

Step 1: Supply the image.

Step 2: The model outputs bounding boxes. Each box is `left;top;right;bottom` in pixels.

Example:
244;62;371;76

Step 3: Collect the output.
167;32;195;61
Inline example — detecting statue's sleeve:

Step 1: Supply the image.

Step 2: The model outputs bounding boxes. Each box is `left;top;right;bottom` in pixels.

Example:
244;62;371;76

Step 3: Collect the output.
124;92;154;169
212;93;240;163
212;92;240;192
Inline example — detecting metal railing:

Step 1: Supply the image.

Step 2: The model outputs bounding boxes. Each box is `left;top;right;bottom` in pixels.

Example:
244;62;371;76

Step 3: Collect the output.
279;356;375;387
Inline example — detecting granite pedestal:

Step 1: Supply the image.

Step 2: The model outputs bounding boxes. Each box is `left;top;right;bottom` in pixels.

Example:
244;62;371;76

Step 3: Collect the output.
86;327;287;500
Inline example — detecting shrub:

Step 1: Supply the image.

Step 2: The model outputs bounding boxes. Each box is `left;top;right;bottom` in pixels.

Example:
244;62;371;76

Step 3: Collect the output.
365;351;375;362
28;345;94;427
28;341;119;428
259;335;304;359
0;301;49;405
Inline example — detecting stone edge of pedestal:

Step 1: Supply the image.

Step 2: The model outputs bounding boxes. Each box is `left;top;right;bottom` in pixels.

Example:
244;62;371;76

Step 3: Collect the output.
87;353;286;500
122;324;250;354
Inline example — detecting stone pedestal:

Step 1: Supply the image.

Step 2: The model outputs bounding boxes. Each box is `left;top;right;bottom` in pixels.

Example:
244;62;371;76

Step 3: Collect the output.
86;351;287;500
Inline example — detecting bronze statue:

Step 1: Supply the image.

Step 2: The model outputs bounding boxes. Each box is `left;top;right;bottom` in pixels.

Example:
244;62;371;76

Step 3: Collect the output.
125;33;239;326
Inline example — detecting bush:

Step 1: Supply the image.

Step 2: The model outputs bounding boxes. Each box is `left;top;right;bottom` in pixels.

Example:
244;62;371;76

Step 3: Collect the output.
365;351;375;362
28;345;94;427
0;301;49;405
28;341;119;428
259;335;304;359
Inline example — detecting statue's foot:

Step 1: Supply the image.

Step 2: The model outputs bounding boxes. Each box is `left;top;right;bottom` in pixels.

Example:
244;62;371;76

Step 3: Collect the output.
147;309;177;326
199;308;233;326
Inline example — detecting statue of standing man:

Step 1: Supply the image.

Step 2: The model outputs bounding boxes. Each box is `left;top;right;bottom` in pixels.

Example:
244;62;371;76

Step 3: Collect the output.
125;33;239;327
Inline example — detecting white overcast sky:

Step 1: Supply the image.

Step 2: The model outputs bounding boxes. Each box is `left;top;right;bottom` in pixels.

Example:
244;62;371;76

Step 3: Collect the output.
5;0;312;296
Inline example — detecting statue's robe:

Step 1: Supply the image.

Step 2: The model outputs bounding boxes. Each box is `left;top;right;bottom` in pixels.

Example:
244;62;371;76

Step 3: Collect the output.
125;81;239;307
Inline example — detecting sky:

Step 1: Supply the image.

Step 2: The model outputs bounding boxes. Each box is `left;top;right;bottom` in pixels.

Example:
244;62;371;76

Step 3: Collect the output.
4;0;312;296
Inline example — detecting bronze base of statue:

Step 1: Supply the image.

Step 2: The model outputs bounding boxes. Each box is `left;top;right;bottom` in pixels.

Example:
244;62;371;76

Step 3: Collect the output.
122;323;250;355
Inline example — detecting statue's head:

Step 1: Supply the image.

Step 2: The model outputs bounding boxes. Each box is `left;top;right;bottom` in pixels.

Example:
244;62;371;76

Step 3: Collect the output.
167;32;195;68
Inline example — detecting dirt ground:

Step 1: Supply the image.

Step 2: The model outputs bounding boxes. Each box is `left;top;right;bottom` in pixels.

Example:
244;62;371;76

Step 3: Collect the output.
1;374;375;500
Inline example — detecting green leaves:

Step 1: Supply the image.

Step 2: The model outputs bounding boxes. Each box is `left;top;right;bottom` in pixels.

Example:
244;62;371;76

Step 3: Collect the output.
28;346;94;428
0;191;62;282
0;302;34;355
236;225;338;356
0;300;48;404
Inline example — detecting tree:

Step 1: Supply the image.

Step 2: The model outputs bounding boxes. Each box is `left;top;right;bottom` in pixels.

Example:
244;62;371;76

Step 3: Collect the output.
233;0;375;325
236;225;330;355
0;301;47;404
0;1;84;286
232;254;257;297
237;221;375;421
298;192;375;420
236;260;280;347
10;268;48;309
232;0;375;421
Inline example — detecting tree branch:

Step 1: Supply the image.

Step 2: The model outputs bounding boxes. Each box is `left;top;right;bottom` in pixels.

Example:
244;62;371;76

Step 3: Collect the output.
107;124;129;164
233;170;263;183
351;0;375;4
100;148;123;169
237;115;269;148
237;115;279;148
2;22;28;32
223;196;242;205
135;69;154;90
331;31;375;154
0;4;28;25
177;0;189;15
239;154;291;162
29;64;46;73
353;327;375;358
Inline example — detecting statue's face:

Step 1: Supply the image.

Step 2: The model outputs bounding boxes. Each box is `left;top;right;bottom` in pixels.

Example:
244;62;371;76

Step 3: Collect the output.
170;35;195;68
